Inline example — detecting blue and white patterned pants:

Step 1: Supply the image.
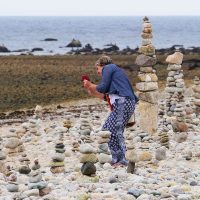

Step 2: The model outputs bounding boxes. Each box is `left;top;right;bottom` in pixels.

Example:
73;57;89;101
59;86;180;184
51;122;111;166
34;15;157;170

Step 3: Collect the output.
103;97;135;163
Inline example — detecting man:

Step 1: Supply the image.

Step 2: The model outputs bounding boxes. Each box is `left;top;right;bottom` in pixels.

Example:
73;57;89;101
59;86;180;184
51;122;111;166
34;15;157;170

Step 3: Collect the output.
83;55;138;167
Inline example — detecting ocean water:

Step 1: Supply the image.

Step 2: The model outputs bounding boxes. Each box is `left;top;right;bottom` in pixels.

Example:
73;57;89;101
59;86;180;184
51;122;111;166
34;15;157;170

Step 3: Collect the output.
0;16;199;55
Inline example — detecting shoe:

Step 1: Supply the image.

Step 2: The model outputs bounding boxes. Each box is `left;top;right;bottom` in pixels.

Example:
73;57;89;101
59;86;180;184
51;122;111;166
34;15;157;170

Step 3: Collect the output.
118;158;128;166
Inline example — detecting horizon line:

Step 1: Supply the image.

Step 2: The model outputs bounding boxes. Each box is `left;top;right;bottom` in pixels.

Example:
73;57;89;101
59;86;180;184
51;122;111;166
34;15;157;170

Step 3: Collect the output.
0;15;199;17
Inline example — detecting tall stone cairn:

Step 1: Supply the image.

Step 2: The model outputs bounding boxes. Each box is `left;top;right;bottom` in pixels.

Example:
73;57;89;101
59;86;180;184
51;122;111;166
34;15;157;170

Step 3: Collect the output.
192;76;200;115
165;50;185;122
136;16;158;134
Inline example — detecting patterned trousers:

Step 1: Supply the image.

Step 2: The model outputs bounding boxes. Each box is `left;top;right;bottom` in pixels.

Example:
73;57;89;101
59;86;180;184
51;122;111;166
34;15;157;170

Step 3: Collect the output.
103;97;135;163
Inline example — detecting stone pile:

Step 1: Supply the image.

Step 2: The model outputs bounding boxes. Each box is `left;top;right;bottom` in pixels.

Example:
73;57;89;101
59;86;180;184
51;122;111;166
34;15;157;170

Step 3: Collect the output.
192;76;200;115
97;130;112;165
28;159;48;195
136;16;158;135
165;50;185;121
125;135;137;174
79;143;97;176
18;153;31;174
49;142;65;173
7;173;19;192
79;111;92;137
4;130;24;156
34;105;43;119
63;118;72;129
157;130;170;149
28;119;41;137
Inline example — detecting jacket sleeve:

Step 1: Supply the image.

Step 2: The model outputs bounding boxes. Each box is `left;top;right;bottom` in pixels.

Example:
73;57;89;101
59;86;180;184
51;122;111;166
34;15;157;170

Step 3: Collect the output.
96;66;113;93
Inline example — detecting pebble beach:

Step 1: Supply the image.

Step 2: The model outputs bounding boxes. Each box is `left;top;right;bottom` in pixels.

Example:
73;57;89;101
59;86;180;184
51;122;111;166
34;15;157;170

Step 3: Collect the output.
0;92;200;200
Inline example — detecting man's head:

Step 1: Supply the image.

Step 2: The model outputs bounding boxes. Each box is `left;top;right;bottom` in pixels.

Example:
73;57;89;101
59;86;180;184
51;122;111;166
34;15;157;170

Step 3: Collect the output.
95;55;112;76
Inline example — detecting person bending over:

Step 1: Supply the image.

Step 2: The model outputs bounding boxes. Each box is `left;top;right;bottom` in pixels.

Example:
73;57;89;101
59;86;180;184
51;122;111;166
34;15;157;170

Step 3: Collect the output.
83;55;138;166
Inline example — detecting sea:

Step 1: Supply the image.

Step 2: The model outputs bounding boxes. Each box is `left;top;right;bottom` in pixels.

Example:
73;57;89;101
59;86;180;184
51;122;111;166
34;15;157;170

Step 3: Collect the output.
0;16;199;55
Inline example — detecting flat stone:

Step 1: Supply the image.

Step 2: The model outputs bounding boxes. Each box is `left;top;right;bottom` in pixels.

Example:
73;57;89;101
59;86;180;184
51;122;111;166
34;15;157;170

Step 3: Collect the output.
80;144;96;154
98;153;112;164
136;82;158;92
80;153;98;163
28;181;47;190
135;54;156;66
166;51;183;64
138;73;158;82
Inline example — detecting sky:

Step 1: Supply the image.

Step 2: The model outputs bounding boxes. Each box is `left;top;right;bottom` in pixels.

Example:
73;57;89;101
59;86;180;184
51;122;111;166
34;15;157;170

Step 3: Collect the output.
0;0;199;16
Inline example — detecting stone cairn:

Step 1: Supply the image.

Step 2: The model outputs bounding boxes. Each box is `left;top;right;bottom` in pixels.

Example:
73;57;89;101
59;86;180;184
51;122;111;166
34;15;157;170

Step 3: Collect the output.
7;173;19;192
125;135;137;174
49;142;65;173
28;119;41;139
28;159;48;195
79;111;93;143
80;143;97;176
97;130;112;165
0;137;6;174
18;153;31;174
165;50;189;143
192;76;200;115
165;50;185;121
4;129;24;157
136;16;158;135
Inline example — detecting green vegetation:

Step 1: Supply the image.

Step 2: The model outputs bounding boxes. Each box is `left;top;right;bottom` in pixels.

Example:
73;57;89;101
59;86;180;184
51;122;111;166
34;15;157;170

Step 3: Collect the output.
0;54;199;112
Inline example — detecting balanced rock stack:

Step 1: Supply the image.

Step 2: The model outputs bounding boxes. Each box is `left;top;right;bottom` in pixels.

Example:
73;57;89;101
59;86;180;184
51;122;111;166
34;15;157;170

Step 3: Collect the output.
157;129;169;149
63;118;72;129
165;50;185;120
136;16;158;135
79;111;92;137
7;173;19;192
80;143;97;176
97;130;112;164
192;76;200;115
50;142;65;173
125;138;137;174
18;153;31;174
34;105;43;119
28;160;48;194
28;119;41;137
4;130;24;156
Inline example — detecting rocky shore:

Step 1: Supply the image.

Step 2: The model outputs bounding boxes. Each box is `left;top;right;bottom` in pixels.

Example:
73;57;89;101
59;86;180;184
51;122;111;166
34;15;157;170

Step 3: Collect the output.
0;94;200;200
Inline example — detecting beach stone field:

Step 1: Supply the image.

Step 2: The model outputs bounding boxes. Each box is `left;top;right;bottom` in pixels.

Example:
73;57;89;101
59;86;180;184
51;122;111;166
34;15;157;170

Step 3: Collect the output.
0;90;200;200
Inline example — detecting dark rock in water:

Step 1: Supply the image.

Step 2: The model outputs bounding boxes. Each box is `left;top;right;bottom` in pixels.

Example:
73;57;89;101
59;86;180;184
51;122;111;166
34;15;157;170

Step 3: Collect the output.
0;45;10;52
12;49;29;52
31;48;44;52
103;44;119;52
81;162;96;176
42;38;58;41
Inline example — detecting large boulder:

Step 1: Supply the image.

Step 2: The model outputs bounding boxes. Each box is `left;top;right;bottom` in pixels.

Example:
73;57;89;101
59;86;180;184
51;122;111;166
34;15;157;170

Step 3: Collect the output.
0;45;10;52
